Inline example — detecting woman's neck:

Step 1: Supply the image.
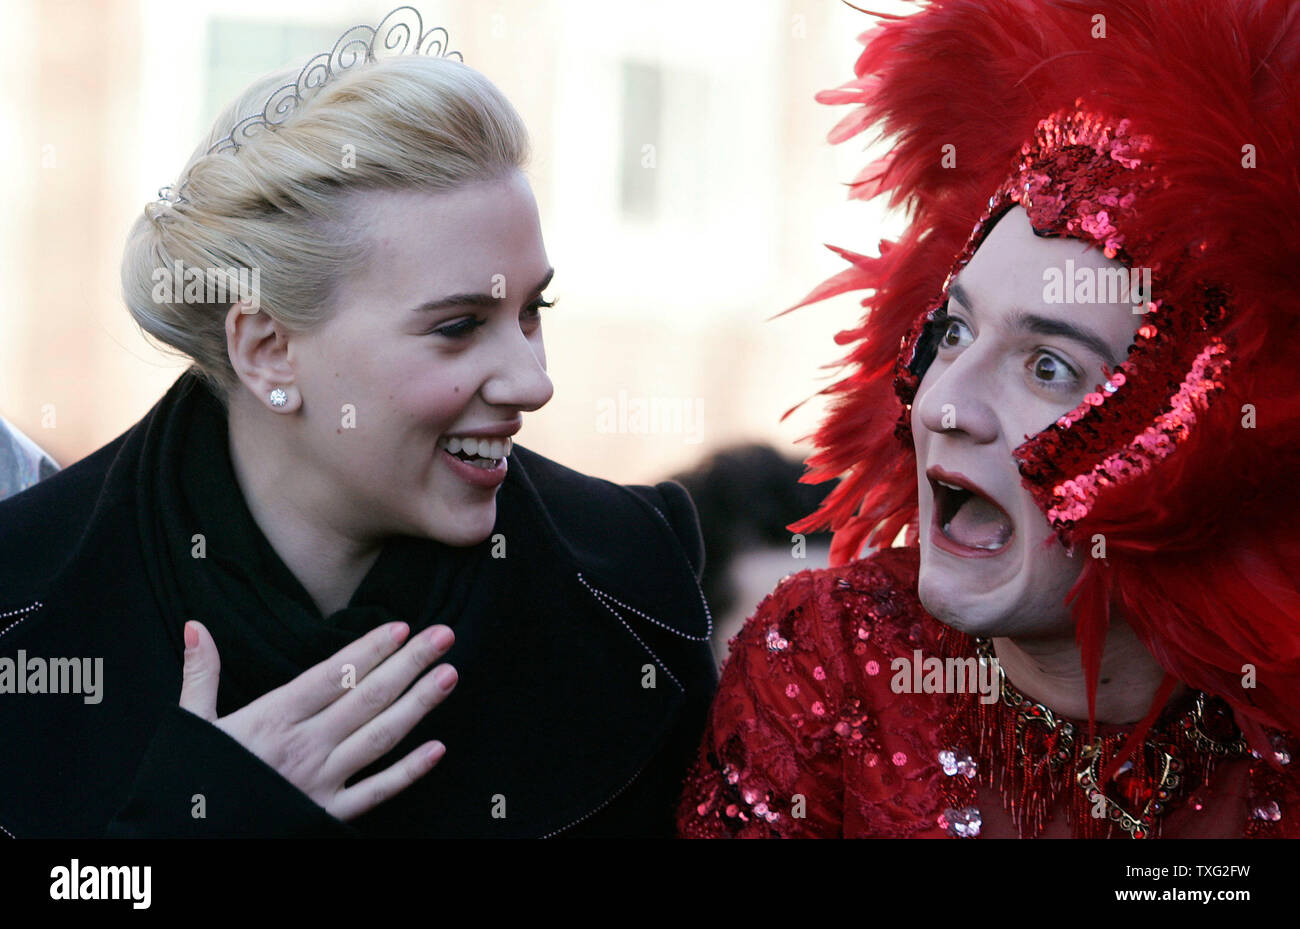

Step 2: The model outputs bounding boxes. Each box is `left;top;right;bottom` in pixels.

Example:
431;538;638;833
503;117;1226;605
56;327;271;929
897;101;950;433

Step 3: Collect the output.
226;397;381;617
990;618;1185;725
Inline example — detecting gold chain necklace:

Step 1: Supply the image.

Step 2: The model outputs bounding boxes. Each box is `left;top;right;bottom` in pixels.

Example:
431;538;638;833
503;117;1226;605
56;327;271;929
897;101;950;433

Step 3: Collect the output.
941;638;1249;838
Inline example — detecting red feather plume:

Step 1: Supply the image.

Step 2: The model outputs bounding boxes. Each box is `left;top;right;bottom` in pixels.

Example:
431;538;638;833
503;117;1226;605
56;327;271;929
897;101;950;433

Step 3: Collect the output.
787;0;1300;745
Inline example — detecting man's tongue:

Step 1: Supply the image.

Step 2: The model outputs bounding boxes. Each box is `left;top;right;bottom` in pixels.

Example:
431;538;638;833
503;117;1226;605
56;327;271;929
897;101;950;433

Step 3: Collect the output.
943;495;1013;550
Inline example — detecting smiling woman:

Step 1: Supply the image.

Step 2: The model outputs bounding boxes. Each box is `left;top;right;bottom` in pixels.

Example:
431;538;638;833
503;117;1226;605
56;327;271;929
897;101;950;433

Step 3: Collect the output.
0;9;716;838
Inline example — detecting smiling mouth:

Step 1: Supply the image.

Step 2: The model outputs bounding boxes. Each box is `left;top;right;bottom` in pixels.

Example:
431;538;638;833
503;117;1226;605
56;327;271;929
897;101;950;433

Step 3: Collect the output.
438;435;513;470
932;478;1014;552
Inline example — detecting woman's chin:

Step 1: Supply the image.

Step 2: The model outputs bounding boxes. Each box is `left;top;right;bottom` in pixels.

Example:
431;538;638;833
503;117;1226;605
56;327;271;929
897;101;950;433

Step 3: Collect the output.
409;498;498;549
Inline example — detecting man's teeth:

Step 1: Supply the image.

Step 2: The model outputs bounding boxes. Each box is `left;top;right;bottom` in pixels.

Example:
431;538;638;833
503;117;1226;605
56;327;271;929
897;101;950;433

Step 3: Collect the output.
439;435;513;459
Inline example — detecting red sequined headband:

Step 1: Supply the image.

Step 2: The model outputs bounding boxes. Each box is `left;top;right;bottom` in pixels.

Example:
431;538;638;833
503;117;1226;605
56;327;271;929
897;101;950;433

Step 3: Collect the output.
787;0;1300;744
893;104;1232;547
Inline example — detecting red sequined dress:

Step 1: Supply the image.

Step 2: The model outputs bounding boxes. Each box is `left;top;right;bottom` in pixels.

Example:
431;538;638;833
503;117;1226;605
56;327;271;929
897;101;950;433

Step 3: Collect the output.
677;546;1299;838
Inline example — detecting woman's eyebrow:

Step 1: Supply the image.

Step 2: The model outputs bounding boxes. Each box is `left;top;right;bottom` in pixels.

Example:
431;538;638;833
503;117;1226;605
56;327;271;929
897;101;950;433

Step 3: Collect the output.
410;267;554;313
949;280;1118;366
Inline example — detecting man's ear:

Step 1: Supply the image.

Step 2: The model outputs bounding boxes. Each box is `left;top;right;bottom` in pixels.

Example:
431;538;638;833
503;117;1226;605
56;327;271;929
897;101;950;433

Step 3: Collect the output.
225;298;300;413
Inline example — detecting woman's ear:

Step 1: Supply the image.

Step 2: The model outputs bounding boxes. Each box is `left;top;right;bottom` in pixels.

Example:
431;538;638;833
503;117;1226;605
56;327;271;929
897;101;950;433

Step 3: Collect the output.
225;299;300;412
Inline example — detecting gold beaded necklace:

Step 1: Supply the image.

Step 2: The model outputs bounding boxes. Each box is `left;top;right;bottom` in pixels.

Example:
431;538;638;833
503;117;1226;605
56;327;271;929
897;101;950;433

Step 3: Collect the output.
936;635;1249;838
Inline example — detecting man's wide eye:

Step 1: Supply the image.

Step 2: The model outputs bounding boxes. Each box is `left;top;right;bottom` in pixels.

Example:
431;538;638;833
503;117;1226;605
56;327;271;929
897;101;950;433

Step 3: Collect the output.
940;318;971;348
1028;351;1080;390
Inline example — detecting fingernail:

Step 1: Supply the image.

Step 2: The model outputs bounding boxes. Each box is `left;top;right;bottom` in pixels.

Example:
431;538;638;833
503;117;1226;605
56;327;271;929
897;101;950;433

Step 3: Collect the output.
428;625;454;651
426;742;445;764
433;665;458;692
184;622;198;651
390;622;410;644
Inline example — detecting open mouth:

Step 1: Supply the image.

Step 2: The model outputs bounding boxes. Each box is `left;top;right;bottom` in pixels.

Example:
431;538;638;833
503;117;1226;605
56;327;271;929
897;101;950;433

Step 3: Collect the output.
437;435;512;470
931;475;1014;552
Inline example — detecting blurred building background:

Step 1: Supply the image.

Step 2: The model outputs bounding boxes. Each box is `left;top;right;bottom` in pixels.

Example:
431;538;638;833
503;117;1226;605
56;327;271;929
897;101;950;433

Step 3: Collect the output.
1;0;909;487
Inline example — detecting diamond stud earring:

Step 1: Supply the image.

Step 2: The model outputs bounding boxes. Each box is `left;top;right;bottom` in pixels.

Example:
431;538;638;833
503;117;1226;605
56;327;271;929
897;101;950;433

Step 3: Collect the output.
269;388;288;408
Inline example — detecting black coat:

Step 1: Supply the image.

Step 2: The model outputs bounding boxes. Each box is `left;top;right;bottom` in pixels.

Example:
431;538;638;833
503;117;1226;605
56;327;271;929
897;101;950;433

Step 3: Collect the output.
0;382;717;838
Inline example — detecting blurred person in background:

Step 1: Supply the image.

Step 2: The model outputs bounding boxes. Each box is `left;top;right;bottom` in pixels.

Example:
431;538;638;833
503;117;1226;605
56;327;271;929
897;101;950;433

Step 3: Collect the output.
671;443;836;668
0;416;58;503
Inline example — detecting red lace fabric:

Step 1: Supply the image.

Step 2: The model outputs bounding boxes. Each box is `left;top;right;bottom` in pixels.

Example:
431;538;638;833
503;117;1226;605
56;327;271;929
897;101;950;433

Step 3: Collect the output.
676;546;1300;838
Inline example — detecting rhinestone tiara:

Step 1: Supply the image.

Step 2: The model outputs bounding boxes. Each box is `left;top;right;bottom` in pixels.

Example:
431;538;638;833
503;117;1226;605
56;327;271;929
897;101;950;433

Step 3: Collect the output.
153;6;461;210
209;5;462;156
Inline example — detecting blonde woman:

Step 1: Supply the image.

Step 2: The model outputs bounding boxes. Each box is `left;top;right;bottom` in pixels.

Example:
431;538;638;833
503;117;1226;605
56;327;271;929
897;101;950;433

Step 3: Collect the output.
0;10;715;838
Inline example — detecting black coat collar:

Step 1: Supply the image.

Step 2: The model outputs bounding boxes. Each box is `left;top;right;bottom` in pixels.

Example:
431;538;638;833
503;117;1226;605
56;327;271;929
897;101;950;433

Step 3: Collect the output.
0;373;715;837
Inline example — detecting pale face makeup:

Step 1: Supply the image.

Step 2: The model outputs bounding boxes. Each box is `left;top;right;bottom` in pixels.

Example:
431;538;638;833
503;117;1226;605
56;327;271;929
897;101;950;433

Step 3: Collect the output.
274;170;555;549
911;206;1145;640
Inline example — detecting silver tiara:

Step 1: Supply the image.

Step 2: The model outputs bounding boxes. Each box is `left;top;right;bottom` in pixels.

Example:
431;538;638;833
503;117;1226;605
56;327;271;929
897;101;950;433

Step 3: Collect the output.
153;6;461;210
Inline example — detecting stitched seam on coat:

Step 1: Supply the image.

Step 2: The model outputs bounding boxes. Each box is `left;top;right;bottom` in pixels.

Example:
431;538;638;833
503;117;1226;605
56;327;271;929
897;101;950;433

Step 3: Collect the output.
577;574;683;692
538;762;648;839
0;603;41;838
640;504;715;639
0;601;42;640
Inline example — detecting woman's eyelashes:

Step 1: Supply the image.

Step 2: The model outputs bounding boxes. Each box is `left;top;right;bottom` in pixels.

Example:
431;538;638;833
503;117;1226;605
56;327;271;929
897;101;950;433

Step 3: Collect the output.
429;296;557;339
937;314;1082;393
432;317;486;339
518;296;556;330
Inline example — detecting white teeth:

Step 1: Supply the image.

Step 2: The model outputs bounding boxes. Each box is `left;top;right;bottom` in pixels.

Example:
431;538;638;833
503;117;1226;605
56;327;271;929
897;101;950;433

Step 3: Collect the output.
439;434;514;459
937;480;964;491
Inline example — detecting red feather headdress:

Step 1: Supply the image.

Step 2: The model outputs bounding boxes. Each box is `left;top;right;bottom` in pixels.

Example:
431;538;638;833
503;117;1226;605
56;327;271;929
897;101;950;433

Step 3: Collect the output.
787;0;1300;751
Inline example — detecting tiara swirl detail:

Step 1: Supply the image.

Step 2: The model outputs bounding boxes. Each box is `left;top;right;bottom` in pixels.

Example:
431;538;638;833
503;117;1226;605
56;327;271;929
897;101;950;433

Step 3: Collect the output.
151;6;461;214
210;5;461;156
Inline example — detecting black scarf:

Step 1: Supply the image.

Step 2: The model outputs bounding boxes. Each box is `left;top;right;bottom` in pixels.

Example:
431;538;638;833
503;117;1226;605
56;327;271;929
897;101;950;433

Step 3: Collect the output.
130;370;707;836
136;370;488;717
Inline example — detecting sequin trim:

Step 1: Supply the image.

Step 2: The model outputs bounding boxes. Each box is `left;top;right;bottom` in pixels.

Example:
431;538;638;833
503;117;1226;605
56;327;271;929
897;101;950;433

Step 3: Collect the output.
891;102;1233;541
1039;339;1230;532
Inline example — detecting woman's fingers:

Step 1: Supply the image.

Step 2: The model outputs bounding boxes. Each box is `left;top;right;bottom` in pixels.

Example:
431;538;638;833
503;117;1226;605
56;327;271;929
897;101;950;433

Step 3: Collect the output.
329;740;446;822
196;621;457;819
316;624;454;739
178;620;221;721
321;661;457;785
278;621;413;722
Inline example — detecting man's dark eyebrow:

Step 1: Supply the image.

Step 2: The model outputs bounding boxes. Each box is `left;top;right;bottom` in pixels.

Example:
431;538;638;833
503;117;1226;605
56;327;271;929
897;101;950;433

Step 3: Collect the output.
410;267;554;313
948;280;1118;367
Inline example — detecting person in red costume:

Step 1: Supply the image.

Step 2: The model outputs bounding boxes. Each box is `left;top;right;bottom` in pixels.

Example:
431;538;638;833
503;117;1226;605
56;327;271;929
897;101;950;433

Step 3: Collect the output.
677;0;1300;839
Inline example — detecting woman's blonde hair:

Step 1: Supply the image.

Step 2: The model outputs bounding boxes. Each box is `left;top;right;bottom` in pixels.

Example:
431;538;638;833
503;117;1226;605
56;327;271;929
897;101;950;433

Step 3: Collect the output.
122;54;530;408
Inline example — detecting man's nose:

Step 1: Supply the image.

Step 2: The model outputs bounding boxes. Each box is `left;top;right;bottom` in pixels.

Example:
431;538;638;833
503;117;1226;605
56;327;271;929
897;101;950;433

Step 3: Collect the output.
915;354;999;443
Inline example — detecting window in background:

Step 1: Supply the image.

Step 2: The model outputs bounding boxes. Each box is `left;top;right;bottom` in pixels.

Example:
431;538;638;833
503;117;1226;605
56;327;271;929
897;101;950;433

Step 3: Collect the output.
619;60;661;220
203;19;345;130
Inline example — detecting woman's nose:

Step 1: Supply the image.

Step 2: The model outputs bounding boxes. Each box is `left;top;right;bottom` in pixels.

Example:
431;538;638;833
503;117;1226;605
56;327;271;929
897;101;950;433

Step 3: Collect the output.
483;329;554;412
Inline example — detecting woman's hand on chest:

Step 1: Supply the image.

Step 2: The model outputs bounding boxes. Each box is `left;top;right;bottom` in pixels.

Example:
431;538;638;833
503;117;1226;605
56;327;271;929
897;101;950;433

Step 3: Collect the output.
177;619;459;821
